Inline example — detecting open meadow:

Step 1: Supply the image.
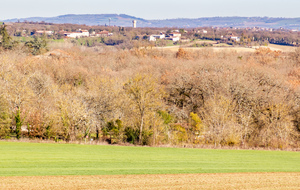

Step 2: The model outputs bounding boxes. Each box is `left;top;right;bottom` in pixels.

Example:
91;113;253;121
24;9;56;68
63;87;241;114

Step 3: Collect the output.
0;142;299;189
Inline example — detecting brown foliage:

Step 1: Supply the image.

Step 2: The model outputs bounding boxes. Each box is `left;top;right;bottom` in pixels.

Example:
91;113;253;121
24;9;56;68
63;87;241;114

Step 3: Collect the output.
0;42;299;149
254;47;282;65
176;48;192;60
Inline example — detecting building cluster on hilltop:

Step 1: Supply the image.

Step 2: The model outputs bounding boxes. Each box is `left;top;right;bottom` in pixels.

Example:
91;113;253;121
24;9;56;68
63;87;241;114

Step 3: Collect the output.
62;29;113;38
24;29;114;38
149;30;183;42
63;29;90;38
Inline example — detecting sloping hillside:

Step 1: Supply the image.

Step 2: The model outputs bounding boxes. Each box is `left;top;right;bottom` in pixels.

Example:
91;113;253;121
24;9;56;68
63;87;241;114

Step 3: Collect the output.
3;14;300;28
3;14;149;27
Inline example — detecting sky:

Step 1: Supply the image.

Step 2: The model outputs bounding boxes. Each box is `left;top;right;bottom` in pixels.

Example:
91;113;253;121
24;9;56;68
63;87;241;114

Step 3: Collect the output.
1;0;300;20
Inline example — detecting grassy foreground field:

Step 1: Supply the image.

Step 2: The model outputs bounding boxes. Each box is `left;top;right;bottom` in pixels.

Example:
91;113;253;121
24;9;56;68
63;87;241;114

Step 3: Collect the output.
0;142;299;176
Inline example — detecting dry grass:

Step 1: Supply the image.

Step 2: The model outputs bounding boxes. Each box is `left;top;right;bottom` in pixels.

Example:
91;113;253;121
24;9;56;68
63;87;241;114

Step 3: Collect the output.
1;173;299;190
268;44;297;52
194;40;217;44
210;47;256;53
155;44;296;53
155;46;257;53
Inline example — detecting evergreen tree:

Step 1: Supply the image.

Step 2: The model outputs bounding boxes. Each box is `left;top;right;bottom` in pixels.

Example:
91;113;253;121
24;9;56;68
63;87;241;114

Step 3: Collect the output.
0;25;13;49
15;108;23;140
25;35;48;55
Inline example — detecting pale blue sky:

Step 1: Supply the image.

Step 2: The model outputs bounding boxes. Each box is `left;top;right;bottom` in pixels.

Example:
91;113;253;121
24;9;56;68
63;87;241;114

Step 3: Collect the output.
1;0;300;20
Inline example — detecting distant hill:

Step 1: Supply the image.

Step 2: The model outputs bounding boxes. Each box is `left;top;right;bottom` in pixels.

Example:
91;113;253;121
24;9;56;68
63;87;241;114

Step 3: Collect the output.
3;14;149;27
3;14;300;29
149;17;300;29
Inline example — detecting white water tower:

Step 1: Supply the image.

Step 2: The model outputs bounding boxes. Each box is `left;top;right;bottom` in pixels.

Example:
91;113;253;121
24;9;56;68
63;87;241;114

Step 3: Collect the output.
132;20;137;28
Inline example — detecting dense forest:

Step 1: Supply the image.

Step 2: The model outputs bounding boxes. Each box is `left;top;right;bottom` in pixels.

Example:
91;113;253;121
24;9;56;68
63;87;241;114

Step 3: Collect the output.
0;24;300;149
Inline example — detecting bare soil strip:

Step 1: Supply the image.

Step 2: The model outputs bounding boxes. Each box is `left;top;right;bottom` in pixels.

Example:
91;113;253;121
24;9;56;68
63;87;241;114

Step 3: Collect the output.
0;173;299;190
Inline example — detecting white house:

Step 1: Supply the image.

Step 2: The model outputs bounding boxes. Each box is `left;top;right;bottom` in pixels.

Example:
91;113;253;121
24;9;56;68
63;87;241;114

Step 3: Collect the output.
149;35;157;41
165;36;180;42
149;33;166;41
64;32;83;38
151;33;166;39
95;30;109;37
64;29;90;38
80;30;89;37
230;36;240;42
169;32;181;37
36;30;54;35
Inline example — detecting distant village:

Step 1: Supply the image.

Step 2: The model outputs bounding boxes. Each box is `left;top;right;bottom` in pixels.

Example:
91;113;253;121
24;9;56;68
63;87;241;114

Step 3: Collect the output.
23;29;113;38
18;26;300;45
2;20;300;47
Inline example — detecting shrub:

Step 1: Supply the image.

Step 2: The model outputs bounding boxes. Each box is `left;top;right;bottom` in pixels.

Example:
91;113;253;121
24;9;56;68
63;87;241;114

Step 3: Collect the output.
176;48;191;60
25;36;48;55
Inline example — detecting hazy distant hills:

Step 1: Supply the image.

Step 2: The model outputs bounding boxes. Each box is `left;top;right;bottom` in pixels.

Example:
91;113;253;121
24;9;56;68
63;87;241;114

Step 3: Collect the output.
3;14;148;27
3;14;300;29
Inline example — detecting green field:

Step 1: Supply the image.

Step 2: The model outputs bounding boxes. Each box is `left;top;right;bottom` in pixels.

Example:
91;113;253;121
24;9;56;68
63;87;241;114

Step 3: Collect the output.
0;142;299;176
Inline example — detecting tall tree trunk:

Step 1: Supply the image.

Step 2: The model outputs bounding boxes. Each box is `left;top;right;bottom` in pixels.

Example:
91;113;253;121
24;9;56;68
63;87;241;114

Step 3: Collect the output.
139;114;144;145
96;127;100;140
153;122;156;146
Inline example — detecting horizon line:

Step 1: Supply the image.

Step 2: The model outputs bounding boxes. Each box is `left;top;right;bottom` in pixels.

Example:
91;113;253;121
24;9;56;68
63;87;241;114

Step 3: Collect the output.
2;14;300;21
